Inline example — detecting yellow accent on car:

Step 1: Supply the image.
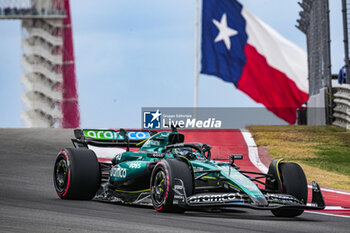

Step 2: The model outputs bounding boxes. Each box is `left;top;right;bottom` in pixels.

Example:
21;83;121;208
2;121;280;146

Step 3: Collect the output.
201;176;216;180
276;159;284;181
115;188;150;193
136;137;150;146
225;182;242;191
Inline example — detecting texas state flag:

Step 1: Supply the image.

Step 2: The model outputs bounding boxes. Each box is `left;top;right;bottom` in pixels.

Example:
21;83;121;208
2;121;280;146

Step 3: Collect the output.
201;0;309;124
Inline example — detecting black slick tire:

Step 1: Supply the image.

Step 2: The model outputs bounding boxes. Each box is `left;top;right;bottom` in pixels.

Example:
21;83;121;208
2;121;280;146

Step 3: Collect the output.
150;159;193;213
271;162;308;217
53;148;101;200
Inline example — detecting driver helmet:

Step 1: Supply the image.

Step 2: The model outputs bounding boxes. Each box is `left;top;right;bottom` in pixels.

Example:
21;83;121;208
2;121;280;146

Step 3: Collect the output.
179;149;192;157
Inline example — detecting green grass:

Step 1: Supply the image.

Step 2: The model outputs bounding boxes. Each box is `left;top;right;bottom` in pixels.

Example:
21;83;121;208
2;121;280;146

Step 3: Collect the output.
247;125;350;190
303;144;350;176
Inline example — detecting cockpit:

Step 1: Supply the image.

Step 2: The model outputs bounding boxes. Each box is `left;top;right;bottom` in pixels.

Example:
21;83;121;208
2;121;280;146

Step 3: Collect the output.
163;143;212;160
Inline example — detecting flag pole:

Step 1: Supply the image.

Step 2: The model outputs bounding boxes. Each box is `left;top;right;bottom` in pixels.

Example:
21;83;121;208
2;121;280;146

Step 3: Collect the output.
194;0;200;124
194;0;199;109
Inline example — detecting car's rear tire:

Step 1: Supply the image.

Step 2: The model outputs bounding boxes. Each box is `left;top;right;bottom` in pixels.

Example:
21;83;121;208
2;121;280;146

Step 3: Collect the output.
271;162;308;217
150;159;193;213
53;148;101;200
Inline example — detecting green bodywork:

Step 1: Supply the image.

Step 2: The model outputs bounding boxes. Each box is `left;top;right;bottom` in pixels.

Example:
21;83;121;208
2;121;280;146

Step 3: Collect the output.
190;160;265;199
109;130;265;201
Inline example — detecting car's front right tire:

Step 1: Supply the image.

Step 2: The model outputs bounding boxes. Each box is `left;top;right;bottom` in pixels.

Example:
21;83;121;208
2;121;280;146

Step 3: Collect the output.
270;162;308;217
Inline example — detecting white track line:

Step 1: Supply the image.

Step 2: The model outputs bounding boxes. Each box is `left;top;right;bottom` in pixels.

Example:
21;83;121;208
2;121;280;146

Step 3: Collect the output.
240;129;350;218
309;185;350;196
305;211;350;219
324;206;350;210
240;130;268;173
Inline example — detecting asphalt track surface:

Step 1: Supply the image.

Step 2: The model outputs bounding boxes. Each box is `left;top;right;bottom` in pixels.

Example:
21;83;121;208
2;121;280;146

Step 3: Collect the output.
1;129;350;233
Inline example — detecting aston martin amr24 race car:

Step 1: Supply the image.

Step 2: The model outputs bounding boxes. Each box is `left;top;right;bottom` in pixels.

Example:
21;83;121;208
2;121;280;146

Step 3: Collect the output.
53;128;325;217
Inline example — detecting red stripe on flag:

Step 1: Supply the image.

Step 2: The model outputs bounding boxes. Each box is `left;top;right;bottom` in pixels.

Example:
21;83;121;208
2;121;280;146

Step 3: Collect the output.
237;44;309;124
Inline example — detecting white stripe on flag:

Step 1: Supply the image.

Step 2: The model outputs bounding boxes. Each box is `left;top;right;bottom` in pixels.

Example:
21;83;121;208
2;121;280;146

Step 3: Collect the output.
241;8;308;94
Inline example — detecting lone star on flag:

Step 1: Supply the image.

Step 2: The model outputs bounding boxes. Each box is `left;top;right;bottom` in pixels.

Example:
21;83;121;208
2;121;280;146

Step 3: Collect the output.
212;13;238;50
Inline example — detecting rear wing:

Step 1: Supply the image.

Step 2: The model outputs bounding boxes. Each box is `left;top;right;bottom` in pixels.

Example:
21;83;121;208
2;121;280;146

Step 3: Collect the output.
72;129;157;148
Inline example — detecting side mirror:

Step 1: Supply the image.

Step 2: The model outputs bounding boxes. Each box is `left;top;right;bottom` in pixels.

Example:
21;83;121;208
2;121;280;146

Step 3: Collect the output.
168;133;184;144
230;154;243;167
230;154;243;160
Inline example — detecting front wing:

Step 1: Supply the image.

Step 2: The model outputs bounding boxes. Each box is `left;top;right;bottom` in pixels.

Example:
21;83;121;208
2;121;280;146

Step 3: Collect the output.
173;180;325;211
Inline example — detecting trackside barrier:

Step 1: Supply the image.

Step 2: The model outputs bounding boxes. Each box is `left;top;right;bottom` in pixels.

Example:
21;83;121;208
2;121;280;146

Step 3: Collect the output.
332;84;350;130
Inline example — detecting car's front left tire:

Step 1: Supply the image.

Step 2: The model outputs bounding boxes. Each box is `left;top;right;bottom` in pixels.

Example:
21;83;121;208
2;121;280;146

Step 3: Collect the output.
150;159;193;212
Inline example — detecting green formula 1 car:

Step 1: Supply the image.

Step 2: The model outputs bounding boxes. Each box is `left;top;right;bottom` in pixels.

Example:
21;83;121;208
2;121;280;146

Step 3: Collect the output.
53;128;325;217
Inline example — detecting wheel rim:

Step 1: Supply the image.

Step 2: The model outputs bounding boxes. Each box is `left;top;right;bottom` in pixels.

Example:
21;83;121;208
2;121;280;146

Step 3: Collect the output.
54;158;68;193
152;170;167;206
